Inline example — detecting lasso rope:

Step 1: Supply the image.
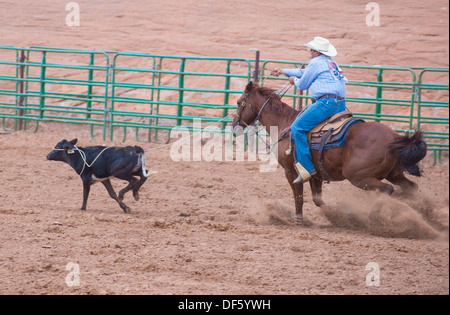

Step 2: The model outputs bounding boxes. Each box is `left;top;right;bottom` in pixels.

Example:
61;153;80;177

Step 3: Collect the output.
143;111;237;152
52;146;111;176
51;83;294;162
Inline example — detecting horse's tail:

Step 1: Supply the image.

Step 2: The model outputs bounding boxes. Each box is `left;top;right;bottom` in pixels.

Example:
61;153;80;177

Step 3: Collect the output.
387;130;427;177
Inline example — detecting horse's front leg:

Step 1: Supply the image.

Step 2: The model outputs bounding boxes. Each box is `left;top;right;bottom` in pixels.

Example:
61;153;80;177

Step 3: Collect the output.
309;175;324;207
286;168;305;226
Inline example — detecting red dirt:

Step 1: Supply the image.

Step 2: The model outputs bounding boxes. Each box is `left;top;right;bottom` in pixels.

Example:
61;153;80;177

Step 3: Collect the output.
0;124;448;295
0;0;448;295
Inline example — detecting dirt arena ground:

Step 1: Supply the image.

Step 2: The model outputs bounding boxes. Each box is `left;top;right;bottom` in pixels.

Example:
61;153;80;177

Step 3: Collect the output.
0;124;448;295
0;0;449;295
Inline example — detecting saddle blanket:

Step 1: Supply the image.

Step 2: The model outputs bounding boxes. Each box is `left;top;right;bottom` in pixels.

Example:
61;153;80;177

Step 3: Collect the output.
309;118;365;151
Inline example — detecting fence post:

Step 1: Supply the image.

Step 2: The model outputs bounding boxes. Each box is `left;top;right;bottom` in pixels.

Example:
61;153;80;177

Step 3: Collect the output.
222;60;231;130
375;69;383;122
154;57;164;142
107;63;113;141
17;50;26;130
87;53;94;121
177;58;186;126
253;49;260;83
410;72;418;132
147;59;159;142
39;51;47;119
297;63;307;110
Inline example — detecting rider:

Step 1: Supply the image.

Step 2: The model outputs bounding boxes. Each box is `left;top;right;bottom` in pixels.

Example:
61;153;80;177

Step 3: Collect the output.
272;36;348;184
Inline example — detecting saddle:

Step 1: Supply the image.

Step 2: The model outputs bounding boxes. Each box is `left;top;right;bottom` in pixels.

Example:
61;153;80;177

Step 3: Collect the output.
279;111;365;181
308;111;355;147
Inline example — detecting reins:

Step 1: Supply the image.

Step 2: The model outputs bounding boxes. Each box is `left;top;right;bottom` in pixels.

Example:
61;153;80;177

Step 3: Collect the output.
235;82;294;155
235;81;293;128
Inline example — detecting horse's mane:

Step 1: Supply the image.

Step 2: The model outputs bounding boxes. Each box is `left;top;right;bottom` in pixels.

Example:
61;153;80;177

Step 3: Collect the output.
255;86;283;111
255;85;298;115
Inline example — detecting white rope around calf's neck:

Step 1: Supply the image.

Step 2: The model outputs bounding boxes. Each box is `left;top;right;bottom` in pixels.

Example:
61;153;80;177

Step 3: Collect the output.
52;146;111;176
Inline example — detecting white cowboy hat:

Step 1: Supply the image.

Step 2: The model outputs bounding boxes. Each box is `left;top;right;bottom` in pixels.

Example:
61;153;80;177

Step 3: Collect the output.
304;37;337;57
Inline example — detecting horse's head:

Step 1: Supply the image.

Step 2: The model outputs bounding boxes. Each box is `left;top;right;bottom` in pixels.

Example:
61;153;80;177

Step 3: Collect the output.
231;81;260;134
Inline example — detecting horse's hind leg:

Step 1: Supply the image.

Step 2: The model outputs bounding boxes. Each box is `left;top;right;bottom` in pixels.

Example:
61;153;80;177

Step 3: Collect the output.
348;177;395;195
342;155;395;195
386;168;418;195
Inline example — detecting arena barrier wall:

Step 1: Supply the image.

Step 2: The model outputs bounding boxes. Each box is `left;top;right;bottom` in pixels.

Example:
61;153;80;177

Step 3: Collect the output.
0;45;448;164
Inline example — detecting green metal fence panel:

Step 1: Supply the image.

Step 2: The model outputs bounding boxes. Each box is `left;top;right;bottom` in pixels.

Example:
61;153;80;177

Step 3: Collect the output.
260;60;420;132
260;60;448;164
0;46;23;131
0;46;448;164
110;52;252;142
0;45;110;138
416;68;449;164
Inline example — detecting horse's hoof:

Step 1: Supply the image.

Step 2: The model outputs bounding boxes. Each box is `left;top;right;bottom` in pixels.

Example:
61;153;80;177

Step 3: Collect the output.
313;196;324;207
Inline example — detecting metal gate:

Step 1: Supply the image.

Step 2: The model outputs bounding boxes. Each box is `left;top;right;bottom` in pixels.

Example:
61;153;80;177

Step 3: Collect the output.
1;45;448;164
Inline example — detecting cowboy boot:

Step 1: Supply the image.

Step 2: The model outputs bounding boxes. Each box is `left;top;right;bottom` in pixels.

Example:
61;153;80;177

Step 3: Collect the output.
293;162;316;184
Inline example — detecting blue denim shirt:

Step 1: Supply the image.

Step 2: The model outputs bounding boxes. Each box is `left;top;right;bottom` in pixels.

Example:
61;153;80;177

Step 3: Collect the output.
283;54;347;99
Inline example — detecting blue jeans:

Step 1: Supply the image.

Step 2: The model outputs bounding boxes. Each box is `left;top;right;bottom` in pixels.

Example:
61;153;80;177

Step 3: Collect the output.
291;97;346;173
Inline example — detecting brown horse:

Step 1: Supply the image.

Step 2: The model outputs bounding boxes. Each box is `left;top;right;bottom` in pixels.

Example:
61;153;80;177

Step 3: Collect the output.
232;82;427;225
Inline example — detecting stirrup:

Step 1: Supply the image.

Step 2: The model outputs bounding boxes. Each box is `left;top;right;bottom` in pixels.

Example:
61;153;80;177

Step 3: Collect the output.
293;162;315;184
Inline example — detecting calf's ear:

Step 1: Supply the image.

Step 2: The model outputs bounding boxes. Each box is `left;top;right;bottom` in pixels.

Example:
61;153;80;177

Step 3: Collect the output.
69;139;78;145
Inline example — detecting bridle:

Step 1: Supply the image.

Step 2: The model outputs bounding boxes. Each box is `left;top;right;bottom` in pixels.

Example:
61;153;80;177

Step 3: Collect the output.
234;92;271;128
234;81;292;128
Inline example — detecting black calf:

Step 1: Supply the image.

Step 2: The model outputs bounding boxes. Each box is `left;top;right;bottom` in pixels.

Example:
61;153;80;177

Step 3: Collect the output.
47;139;154;213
